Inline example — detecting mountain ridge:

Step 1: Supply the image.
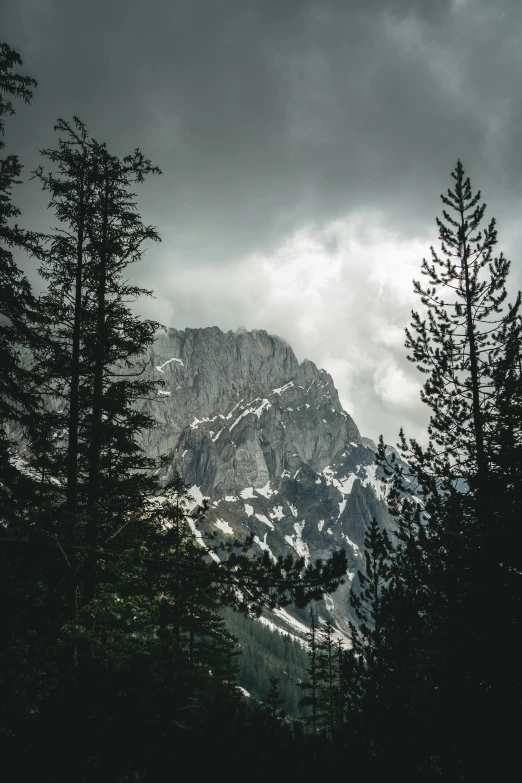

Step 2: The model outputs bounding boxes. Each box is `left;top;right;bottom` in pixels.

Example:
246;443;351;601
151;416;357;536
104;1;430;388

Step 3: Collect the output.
138;326;392;632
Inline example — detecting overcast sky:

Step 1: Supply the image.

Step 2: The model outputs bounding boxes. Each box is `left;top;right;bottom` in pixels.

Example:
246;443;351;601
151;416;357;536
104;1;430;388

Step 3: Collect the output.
2;0;521;446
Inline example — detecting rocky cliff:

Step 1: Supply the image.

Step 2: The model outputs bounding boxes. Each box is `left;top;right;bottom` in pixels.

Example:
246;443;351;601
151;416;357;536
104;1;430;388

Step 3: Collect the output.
140;327;392;632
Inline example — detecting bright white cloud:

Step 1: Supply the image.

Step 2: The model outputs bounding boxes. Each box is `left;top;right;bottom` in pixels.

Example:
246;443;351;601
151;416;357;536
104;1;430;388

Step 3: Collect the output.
137;211;433;446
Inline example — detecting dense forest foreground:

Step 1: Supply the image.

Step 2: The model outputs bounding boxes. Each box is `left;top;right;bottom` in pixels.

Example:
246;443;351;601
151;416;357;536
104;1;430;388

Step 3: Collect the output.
1;43;521;781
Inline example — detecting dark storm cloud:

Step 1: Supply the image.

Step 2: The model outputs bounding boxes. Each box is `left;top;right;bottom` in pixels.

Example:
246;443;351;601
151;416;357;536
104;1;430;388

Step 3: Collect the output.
2;0;520;267
1;0;521;444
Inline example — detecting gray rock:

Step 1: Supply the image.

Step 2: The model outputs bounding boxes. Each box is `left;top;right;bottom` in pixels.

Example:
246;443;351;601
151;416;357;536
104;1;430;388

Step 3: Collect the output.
138;326;393;633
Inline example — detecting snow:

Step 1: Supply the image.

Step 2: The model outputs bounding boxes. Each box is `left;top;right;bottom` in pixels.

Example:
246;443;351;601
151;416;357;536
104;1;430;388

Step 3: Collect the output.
281;470;290;478
293;469;300;479
288;503;298;517
269;505;285;521
257;614;307;647
240;487;255;499
285;520;310;564
224;495;237;502
156;357;184;372
186;517;220;562
322;466;334;484
322;466;358;498
187;485;209;511
10;456;46;482
318;520;325;532
362;464;387;500
190;414;218;430
254;533;277;563
236;686;251;698
327;528;333;535
229;408;251;431
214;518;234;535
255;513;274;530
253;398;271;417
225;399;243;420
212;428;224;442
255;481;274;499
273;608;311;638
272;381;294;395
343;534;360;553
339;474;358;494
244;504;254;517
181;450;188;458
157;390;171;396
148;495;167;507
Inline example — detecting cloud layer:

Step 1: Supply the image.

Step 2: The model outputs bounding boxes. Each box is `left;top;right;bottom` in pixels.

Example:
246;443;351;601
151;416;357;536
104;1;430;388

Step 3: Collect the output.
1;0;521;444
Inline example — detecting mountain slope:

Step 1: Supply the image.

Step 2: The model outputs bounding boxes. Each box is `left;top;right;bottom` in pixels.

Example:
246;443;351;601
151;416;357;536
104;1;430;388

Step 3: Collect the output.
140;327;392;631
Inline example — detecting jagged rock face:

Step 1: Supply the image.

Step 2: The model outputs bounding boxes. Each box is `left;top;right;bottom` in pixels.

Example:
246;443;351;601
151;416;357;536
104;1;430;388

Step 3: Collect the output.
139;327;391;632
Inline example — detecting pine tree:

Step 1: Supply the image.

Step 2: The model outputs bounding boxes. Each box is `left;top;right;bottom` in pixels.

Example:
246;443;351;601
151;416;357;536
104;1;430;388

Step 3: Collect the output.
0;43;42;519
372;161;522;777
405;160;520;489
349;517;393;671
265;676;285;720
30;119;163;655
315;620;339;738
299;607;319;734
0;44;60;763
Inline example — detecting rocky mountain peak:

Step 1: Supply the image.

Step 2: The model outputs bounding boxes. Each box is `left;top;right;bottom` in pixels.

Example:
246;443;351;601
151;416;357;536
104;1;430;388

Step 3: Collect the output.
138;326;391;632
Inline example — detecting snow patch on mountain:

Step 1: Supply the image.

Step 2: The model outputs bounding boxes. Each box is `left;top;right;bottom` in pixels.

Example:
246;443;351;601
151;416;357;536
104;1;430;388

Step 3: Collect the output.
156;357;184;372
284;520;309;564
254;533;277;563
214;518;234;535
240;487;255;500
272;381;294;395
255;513;274;530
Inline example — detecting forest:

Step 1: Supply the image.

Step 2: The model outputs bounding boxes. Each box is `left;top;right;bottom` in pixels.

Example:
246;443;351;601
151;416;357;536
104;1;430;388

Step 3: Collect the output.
1;42;521;781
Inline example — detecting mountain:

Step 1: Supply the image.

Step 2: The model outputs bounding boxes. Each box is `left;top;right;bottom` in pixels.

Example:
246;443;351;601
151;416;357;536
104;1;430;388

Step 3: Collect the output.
139;326;392;633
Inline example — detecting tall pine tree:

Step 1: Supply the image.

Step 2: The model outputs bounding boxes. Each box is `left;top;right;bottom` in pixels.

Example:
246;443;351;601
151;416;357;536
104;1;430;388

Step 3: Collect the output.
370;160;522;777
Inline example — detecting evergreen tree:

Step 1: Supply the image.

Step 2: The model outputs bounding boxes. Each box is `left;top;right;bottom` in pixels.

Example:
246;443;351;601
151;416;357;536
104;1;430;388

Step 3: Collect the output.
369;161;522;777
0;43;41;519
30;119;163;653
299;607;319;734
315;620;339;738
265;676;286;720
405;159;520;491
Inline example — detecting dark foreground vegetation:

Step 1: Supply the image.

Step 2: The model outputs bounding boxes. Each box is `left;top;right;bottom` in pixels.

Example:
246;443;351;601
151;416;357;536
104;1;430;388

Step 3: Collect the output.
1;44;521;781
